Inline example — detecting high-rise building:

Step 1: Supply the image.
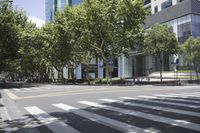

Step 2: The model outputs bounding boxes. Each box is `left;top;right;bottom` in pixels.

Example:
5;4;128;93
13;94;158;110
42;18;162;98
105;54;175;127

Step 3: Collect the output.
121;0;200;78
45;0;83;23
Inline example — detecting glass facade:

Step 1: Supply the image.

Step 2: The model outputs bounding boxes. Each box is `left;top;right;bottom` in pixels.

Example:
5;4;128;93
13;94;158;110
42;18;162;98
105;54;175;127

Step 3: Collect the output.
45;0;53;22
162;14;200;66
72;0;83;5
161;0;172;10
191;15;200;38
164;14;200;44
45;0;83;23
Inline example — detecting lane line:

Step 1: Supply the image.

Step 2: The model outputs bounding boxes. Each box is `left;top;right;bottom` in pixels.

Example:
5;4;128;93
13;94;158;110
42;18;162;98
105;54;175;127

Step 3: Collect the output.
25;106;81;133
79;101;200;132
53;103;153;133
4;90;19;100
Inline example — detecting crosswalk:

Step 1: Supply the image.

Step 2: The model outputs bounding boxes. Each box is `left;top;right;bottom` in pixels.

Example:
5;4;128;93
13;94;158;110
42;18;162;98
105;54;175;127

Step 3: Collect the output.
6;86;67;92
24;92;200;133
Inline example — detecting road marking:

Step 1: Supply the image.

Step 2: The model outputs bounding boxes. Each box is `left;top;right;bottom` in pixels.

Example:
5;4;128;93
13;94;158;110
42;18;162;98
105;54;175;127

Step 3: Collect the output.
166;92;200;97
6;86;200;100
138;95;200;104
79;100;200;132
53;103;153;133
120;97;200;108
137;96;157;99
4;90;19;100
154;94;189;98
100;98;200;117
25;106;81;133
23;88;31;91
13;88;20;91
0;106;15;132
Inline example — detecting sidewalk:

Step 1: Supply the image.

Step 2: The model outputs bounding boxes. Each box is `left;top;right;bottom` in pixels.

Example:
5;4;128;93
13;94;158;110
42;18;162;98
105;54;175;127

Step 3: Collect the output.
148;71;200;79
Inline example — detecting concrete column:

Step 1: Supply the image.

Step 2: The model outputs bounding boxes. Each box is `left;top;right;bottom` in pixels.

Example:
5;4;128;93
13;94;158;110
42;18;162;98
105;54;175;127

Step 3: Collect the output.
76;64;82;79
172;0;177;5
118;56;122;78
53;67;58;79
128;56;133;77
121;55;125;78
63;66;68;79
98;60;104;79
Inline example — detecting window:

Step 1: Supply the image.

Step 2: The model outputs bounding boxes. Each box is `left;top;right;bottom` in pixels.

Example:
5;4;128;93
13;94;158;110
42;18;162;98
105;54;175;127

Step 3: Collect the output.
161;0;172;10
144;0;151;5
178;22;191;43
177;0;184;3
154;6;158;13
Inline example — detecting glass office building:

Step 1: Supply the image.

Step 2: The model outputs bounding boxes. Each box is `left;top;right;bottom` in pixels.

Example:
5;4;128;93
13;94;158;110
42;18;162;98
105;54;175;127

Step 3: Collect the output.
120;0;200;78
45;0;83;22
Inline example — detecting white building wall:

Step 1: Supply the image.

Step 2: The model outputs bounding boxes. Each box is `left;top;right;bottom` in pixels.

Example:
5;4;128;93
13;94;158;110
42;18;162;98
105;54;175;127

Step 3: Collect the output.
53;67;58;79
63;66;68;79
98;60;104;79
118;56;122;78
76;64;82;79
127;56;133;77
118;55;131;78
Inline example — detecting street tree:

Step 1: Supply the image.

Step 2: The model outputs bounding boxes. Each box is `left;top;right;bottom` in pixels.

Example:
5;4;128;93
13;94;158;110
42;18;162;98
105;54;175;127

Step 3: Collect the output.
0;2;28;73
82;0;146;82
144;24;179;83
182;37;200;82
52;7;82;82
19;26;50;82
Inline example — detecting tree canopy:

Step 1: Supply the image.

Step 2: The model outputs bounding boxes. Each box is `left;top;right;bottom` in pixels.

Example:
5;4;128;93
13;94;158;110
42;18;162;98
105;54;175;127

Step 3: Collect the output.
182;36;200;81
0;2;29;72
144;24;179;83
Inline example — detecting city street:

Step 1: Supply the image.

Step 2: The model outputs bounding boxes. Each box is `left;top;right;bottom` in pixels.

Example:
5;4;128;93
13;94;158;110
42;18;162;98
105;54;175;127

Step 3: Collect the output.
0;85;200;133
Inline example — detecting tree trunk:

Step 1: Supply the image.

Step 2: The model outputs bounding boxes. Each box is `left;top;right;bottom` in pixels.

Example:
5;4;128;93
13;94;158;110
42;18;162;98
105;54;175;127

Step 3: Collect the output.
105;62;111;85
61;68;64;83
195;67;199;83
85;65;90;85
159;54;163;84
50;68;55;82
71;68;76;84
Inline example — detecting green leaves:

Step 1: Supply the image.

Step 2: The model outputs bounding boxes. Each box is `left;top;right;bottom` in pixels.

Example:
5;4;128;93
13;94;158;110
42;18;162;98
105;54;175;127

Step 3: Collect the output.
0;2;29;72
144;24;179;83
182;36;200;66
144;24;179;56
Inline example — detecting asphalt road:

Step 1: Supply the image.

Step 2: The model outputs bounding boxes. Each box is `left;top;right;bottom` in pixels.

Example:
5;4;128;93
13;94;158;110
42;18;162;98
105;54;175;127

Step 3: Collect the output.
1;84;200;133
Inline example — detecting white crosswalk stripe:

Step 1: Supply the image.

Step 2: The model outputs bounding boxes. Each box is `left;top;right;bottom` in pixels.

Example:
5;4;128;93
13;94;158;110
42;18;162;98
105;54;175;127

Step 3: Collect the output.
11;87;52;92
120;97;200;108
78;100;200;132
23;88;32;91
100;98;200;117
23;92;200;133
165;92;200;97
24;106;81;133
154;94;189;98
53;103;154;133
138;95;200;104
154;94;200;100
13;88;20;91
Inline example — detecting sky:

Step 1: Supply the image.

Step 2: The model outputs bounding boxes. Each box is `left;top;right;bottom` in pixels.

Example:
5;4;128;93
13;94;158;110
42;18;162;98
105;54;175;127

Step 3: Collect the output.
13;0;45;27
